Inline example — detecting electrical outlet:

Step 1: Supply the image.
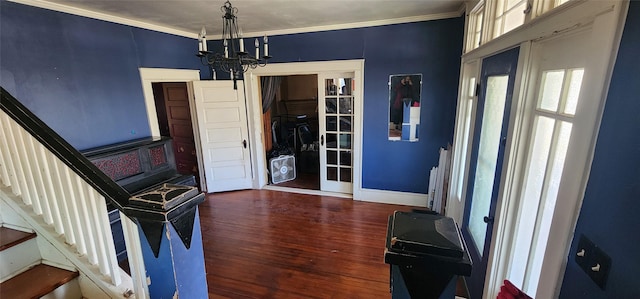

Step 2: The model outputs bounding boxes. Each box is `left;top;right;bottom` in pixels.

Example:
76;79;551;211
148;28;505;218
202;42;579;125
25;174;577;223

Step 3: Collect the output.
575;234;611;289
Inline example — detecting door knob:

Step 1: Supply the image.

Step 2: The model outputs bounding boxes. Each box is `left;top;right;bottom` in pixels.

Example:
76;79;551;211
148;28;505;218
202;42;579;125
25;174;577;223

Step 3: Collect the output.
243;140;247;148
483;216;494;224
320;135;324;146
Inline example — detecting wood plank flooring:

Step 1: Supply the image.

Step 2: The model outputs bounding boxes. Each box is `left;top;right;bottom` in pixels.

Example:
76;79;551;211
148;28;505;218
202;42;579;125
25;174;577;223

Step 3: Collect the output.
199;189;412;299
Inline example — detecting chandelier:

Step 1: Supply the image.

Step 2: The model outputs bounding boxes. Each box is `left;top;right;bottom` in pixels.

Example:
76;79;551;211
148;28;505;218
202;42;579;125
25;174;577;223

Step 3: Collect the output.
197;0;271;89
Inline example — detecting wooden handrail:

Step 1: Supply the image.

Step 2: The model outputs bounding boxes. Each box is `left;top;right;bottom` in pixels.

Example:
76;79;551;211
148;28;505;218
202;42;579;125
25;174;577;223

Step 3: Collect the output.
0;87;130;209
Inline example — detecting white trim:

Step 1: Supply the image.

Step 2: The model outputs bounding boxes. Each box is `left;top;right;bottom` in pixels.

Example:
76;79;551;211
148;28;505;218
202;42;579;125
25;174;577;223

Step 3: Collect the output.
254;10;465;38
8;0;198;38
354;188;428;207
244;60;365;196
138;68;200;137
10;0;464;40
262;185;353;199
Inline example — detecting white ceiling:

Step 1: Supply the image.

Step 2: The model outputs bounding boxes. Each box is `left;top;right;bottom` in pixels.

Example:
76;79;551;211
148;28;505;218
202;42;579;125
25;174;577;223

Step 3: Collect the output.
22;0;465;38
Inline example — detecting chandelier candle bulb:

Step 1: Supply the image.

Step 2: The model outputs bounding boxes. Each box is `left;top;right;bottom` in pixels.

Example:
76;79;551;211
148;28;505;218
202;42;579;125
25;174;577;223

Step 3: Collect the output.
239;29;245;52
255;38;260;59
200;26;207;52
264;35;269;57
223;39;228;58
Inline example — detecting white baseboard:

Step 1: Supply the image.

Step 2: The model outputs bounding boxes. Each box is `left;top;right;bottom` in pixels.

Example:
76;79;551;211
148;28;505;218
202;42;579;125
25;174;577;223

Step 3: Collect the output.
354;188;429;207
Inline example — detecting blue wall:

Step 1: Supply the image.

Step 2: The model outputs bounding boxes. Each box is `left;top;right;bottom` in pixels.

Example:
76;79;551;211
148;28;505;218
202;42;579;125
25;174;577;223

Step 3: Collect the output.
266;19;464;193
1;0;463;193
559;2;640;298
0;1;208;150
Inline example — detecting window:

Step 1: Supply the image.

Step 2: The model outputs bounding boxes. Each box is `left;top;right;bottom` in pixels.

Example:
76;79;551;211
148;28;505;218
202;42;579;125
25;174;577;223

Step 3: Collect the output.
448;61;479;223
507;68;584;297
464;0;579;51
493;0;528;38
466;2;485;52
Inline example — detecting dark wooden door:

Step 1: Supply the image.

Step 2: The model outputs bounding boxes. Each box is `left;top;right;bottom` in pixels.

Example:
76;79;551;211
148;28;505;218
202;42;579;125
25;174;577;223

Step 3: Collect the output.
158;82;200;185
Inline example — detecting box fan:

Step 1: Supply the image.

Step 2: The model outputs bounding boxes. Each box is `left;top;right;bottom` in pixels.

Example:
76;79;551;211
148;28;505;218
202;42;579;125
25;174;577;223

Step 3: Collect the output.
269;155;296;184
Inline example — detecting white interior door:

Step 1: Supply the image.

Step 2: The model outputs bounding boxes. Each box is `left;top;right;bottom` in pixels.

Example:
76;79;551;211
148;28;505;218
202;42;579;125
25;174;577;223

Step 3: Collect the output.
191;80;252;192
318;73;355;194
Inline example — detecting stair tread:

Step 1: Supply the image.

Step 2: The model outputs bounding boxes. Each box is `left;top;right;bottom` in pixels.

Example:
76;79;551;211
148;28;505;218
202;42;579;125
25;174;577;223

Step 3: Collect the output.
0;227;36;251
0;264;79;299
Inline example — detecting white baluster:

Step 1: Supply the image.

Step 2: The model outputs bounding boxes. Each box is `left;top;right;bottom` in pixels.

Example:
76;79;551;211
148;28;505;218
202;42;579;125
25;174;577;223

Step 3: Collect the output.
75;178;98;264
49;155;76;244
22;130;52;223
8;123;37;208
0;116;11;186
62;166;87;255
87;188;110;275
94;191;122;286
0;113;24;197
121;212;148;296
37;144;64;234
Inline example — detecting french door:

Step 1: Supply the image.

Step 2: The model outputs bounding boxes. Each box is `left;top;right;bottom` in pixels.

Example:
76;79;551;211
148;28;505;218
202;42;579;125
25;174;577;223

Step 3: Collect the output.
318;73;355;193
462;47;520;299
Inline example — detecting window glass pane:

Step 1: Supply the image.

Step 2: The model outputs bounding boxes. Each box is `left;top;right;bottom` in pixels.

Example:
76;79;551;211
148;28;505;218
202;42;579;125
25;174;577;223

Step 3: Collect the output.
340;78;352;95
507;0;523;10
340;167;352;182
539;70;565;112
326;116;337;131
525;120;572;295
563;69;584;115
494;17;503;37
468;77;477;97
327;167;337;181
339;133;351;149
340;116;352;132
325;79;337;96
507;115;555;288
326;98;337;113
496;0;505;16
327;150;337;165
326;133;337;148
340;151;352;166
339;97;352;114
503;2;527;34
468;75;509;255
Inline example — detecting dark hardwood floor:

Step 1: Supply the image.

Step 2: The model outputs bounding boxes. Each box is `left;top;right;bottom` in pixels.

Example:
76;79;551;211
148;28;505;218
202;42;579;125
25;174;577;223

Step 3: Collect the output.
272;172;320;190
199;189;412;298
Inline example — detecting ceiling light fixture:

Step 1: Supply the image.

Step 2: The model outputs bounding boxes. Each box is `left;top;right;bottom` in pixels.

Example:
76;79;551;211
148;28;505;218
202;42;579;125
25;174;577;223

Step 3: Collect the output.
197;0;271;89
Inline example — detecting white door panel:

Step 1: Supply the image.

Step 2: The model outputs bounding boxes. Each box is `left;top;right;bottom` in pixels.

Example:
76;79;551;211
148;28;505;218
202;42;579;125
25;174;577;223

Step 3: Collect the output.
192;80;252;192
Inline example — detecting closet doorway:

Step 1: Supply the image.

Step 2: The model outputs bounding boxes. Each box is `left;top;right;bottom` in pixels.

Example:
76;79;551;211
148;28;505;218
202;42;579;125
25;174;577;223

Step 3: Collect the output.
263;74;320;190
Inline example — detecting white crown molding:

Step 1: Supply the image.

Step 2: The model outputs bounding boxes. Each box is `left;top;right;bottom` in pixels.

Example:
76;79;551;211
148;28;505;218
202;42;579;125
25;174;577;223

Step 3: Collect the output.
243;10;465;38
8;0;198;38
10;0;463;40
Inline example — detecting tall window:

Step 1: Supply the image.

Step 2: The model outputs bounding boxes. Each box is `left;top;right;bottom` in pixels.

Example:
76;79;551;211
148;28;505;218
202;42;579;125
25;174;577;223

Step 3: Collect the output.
508;68;584;297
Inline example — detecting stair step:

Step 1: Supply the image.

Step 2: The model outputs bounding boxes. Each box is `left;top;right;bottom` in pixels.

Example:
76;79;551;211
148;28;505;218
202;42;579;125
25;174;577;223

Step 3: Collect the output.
0;264;79;299
0;227;36;251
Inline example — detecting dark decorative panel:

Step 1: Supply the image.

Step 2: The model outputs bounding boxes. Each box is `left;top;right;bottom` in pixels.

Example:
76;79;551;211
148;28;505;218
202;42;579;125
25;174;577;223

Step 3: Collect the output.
92;151;142;181
149;145;167;168
138;219;165;258
170;206;197;249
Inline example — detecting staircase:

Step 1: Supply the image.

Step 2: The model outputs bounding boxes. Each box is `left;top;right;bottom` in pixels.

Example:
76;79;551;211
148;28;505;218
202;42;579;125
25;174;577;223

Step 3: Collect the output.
0;226;81;298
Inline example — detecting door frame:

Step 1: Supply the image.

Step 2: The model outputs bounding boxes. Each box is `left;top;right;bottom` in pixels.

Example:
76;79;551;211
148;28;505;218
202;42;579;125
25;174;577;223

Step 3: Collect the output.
244;60;365;196
138;68;205;187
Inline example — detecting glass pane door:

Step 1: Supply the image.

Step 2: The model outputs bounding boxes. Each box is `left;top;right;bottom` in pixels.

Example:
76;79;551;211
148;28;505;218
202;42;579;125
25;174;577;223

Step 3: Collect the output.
319;74;354;193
